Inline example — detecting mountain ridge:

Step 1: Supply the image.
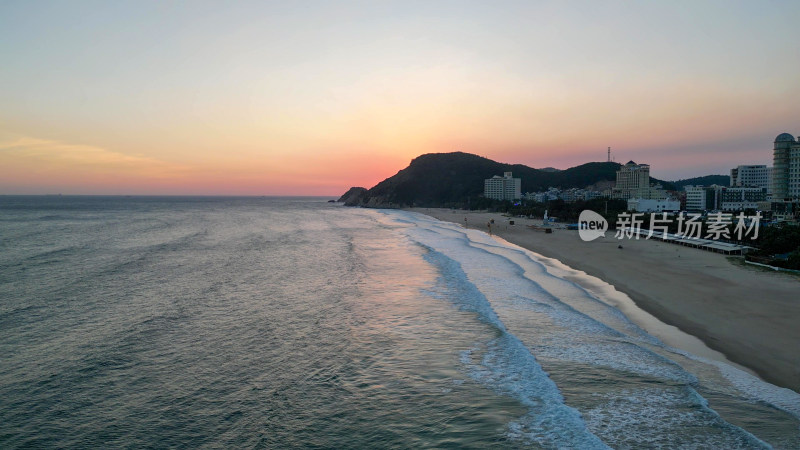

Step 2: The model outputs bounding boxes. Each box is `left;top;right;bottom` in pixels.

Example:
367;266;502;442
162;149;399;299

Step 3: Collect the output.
671;174;731;190
341;151;678;207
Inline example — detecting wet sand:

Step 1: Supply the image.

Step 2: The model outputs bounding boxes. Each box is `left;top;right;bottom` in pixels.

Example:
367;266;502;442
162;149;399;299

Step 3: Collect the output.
408;208;800;392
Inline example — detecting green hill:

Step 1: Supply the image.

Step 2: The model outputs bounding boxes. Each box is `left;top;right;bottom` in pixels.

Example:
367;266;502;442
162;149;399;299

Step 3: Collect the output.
671;175;730;190
343;152;674;207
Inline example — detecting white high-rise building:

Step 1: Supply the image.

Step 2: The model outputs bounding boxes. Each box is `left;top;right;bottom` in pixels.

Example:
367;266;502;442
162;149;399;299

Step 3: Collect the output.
614;161;650;199
484;172;521;200
730;165;772;193
772;133;800;201
612;161;666;200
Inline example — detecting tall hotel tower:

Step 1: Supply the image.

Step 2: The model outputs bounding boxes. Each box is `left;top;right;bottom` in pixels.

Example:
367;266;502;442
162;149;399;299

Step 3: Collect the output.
772;133;800;201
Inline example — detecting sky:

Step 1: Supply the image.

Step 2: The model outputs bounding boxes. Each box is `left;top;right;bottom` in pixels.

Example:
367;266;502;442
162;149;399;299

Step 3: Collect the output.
1;0;799;195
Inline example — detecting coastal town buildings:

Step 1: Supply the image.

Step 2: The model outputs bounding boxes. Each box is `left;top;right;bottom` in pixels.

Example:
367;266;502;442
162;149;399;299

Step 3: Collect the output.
484;172;521;200
559;189;580;203
684;184;767;211
521;187;604;203
522;187;560;203
583;190;604;201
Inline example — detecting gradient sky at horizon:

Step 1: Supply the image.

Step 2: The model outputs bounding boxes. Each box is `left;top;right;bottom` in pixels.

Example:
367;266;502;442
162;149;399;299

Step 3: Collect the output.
2;0;799;195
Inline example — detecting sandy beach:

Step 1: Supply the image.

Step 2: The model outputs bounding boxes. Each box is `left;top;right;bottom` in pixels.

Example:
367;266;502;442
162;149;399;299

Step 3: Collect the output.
409;208;800;392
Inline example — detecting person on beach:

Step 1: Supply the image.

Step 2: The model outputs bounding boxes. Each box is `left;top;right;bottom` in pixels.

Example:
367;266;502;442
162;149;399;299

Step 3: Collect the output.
487;221;492;235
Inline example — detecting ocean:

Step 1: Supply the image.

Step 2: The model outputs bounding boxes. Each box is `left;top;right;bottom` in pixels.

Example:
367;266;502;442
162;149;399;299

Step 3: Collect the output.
1;196;798;448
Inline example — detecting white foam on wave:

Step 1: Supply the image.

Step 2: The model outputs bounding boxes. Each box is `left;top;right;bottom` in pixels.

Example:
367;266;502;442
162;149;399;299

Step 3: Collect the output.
421;246;609;448
472;223;800;422
402;213;695;384
667;346;800;420
383;209;788;446
487;234;751;370
582;387;770;449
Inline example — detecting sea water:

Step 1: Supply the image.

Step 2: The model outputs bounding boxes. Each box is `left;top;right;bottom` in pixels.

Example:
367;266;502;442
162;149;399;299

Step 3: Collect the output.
1;196;798;448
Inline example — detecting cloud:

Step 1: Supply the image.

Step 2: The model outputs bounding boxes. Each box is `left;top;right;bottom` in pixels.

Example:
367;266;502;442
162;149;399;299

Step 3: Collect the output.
0;131;188;182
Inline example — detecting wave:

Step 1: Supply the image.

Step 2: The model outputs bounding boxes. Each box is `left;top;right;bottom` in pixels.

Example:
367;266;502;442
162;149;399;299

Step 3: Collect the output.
421;243;609;448
387;210;781;448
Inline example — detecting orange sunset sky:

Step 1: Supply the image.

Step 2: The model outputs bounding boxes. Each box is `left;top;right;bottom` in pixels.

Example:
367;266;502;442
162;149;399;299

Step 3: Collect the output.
1;1;799;195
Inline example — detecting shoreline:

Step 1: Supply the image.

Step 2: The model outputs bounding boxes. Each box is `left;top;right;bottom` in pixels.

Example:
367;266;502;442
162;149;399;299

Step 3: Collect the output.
488;233;755;375
408;208;800;393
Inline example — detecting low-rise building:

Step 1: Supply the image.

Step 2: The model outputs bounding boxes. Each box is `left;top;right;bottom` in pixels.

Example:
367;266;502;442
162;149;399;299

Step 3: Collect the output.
559;188;581;202
720;187;767;211
627;198;681;213
523;187;605;203
685;184;766;211
583;190;604;201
